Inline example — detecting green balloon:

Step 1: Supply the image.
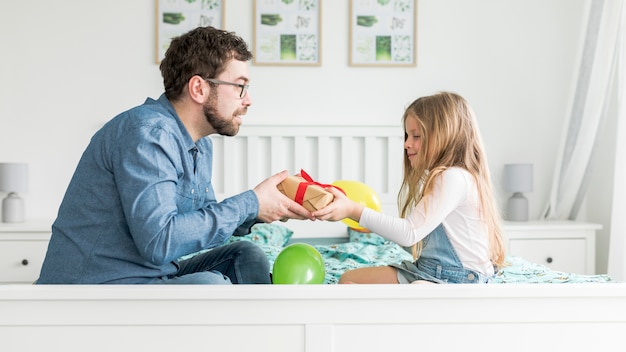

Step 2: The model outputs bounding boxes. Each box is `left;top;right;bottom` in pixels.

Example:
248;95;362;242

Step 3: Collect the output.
272;243;325;284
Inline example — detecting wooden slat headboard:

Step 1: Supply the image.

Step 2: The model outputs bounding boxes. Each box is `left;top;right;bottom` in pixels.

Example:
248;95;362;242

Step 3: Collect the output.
210;124;404;238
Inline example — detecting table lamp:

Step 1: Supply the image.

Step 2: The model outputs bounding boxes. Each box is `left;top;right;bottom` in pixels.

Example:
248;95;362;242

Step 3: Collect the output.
503;163;533;221
0;162;29;223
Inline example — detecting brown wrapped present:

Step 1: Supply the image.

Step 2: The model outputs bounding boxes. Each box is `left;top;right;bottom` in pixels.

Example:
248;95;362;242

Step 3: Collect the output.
277;170;336;211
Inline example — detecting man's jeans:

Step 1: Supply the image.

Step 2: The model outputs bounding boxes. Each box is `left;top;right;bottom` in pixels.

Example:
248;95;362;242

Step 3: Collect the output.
150;241;271;284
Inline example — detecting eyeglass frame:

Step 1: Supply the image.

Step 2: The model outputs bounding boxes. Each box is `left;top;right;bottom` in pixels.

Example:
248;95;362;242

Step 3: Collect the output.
203;78;249;98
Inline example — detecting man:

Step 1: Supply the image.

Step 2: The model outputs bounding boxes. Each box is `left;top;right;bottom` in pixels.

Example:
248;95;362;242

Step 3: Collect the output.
37;26;313;284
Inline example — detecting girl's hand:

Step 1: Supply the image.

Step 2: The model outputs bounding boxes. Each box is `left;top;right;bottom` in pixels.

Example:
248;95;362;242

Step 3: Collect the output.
312;187;365;224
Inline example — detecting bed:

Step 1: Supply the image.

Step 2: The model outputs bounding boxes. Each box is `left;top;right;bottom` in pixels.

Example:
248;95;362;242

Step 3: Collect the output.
225;223;614;285
1;124;624;352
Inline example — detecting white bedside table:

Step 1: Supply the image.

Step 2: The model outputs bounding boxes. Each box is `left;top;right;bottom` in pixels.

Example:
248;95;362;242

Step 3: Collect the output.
502;220;601;275
0;220;52;284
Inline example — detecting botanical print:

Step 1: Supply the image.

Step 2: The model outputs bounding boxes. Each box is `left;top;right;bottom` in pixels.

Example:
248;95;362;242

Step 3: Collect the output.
254;0;321;65
350;0;416;66
157;0;223;62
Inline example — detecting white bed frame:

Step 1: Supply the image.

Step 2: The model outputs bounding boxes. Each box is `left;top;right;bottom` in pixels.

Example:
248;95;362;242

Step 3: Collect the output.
2;284;625;351
1;124;625;352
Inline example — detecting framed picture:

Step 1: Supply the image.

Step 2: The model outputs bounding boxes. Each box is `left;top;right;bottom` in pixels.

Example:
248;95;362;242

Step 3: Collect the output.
253;0;322;66
156;0;224;63
349;0;417;67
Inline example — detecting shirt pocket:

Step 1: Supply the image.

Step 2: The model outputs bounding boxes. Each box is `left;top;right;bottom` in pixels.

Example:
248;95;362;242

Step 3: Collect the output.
175;180;215;212
196;181;215;207
175;179;200;213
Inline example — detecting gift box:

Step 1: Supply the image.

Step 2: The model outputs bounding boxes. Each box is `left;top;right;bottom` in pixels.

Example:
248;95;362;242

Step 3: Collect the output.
277;171;335;212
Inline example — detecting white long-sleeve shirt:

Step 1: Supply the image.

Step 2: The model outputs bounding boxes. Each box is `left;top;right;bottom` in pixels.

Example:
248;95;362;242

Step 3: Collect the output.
359;167;494;276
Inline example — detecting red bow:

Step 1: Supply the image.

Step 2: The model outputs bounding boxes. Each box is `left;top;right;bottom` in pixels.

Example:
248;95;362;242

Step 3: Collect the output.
294;169;345;206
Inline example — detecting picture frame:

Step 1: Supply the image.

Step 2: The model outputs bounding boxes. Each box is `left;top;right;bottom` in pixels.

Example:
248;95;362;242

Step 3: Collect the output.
349;0;417;67
156;0;224;63
253;0;322;66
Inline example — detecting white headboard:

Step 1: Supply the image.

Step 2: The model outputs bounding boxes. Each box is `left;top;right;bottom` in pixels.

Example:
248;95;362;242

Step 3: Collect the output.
210;124;404;238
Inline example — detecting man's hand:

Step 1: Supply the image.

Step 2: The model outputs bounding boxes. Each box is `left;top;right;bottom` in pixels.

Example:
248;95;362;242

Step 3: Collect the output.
253;170;315;223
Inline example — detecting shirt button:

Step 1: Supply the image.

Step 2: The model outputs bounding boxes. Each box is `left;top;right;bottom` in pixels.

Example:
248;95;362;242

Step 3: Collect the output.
191;189;195;194
467;273;475;281
205;187;209;193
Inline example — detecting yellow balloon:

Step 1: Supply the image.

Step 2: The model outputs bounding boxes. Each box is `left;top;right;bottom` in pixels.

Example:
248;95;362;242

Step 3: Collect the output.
331;180;382;232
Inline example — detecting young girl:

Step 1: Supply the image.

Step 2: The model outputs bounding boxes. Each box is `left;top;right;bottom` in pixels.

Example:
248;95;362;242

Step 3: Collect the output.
313;92;505;284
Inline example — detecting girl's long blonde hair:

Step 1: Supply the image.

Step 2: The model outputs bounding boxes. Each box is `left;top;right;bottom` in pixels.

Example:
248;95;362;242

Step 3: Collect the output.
398;92;505;268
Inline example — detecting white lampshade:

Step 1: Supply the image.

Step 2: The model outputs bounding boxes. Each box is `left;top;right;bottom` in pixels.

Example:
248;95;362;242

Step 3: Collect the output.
0;162;29;223
503;163;533;193
503;163;533;222
0;163;29;193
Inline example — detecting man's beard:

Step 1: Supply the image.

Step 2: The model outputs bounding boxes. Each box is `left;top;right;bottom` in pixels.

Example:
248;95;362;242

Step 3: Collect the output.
202;91;242;137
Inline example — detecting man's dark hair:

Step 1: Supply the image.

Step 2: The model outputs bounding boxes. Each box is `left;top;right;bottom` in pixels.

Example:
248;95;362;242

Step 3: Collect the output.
160;26;253;101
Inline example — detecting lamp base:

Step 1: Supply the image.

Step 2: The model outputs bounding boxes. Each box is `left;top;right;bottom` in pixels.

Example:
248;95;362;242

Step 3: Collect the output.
506;192;528;221
2;192;25;223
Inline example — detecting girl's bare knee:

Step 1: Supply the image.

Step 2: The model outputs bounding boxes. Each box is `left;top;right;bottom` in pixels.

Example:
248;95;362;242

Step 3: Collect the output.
338;271;354;284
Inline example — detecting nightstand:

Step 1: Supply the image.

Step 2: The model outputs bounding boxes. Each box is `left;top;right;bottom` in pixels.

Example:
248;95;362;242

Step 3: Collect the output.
0;220;52;284
502;220;600;275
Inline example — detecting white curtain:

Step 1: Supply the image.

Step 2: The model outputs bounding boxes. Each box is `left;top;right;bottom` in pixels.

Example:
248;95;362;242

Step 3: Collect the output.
542;0;624;221
607;2;626;281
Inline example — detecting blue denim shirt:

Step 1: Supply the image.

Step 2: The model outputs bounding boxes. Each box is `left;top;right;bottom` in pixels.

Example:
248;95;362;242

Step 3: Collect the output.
37;94;259;284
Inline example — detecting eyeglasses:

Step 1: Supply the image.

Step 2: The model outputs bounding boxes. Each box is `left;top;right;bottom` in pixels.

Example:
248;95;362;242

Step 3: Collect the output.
204;78;249;98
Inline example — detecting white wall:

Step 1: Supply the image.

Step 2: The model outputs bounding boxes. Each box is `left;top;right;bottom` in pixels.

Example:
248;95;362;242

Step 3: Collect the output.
2;1;614;272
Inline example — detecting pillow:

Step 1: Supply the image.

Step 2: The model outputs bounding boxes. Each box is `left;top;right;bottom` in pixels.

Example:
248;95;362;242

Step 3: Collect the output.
227;223;293;247
347;227;391;246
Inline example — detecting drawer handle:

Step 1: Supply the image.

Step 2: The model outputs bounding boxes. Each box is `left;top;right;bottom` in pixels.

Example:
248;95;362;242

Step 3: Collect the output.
21;259;29;266
546;257;553;264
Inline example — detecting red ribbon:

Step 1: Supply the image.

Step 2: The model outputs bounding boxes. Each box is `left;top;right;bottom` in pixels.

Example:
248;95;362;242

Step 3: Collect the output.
294;169;345;206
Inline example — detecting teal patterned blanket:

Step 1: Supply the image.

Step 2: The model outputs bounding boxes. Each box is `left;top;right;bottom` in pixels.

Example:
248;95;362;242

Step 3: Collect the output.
183;223;614;285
